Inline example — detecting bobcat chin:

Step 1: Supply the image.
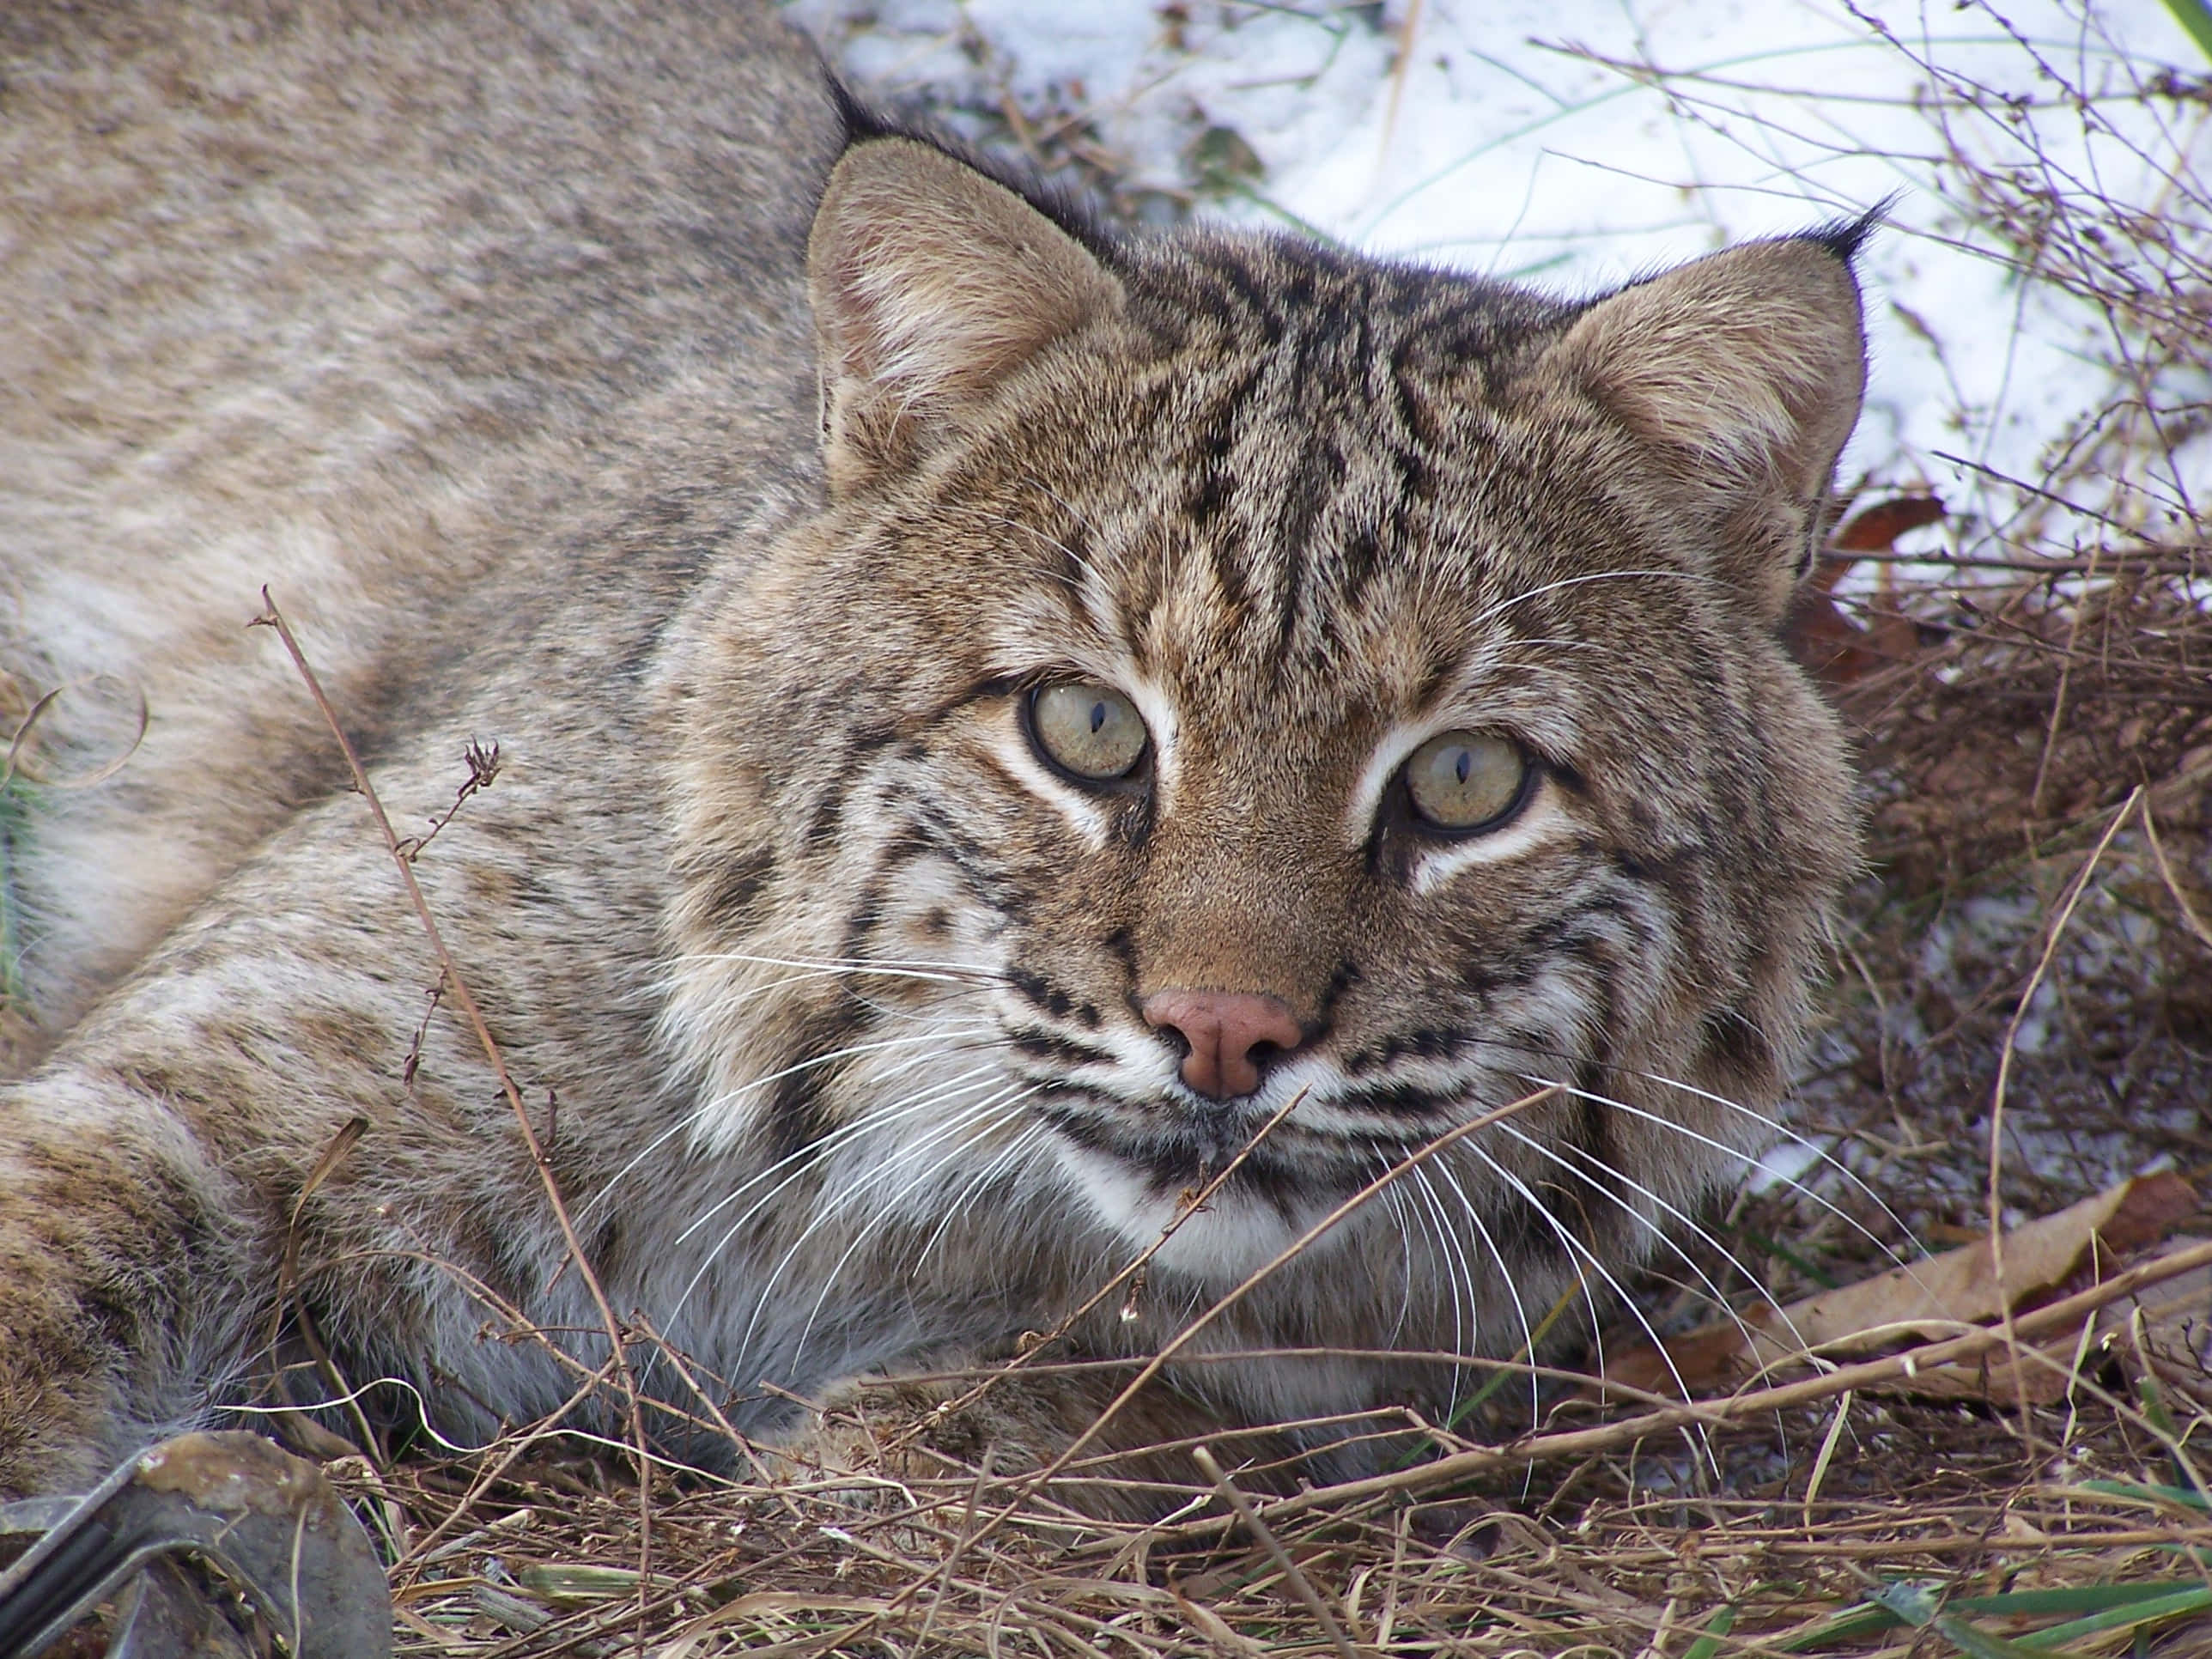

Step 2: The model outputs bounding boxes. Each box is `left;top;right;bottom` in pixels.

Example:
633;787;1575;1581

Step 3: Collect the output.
0;0;1864;1515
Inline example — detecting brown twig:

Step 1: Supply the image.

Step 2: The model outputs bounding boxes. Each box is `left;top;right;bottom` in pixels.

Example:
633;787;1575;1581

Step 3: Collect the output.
1193;1443;1359;1659
249;587;656;1618
1986;784;2140;1442
392;736;501;862
921;1086;1310;1428
1240;1231;2212;1526
914;1086;1562;1604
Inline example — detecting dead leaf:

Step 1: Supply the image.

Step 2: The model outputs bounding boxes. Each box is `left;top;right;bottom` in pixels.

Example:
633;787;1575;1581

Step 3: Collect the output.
1784;493;1948;687
1601;1170;2198;1404
1830;493;1946;553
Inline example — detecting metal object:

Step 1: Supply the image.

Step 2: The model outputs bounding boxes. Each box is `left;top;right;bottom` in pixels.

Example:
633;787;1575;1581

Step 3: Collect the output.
0;1431;392;1659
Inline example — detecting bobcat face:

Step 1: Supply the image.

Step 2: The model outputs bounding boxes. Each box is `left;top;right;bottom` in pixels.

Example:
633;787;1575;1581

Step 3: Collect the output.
665;140;1863;1294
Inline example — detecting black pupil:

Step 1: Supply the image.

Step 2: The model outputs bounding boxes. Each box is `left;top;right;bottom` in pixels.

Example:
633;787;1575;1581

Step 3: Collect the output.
1454;748;1471;784
1090;701;1107;733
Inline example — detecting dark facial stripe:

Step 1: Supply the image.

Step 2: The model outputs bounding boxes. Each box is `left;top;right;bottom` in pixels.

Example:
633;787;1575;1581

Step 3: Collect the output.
763;1000;873;1164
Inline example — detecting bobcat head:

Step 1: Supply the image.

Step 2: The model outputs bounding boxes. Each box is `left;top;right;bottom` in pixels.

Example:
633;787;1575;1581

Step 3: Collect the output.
659;132;1863;1346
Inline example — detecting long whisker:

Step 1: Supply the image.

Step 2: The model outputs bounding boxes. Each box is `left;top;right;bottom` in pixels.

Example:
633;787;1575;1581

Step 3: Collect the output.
581;1026;998;1224
1464;568;1701;634
918;1118;1052;1269
1494;1118;1816;1372
671;1060;1008;1252
1376;1179;1419;1346
1518;1072;1921;1277
1402;1162;1476;1416
1457;1141;1717;1477
732;1089;1028;1379
687;1096;1013;1382
1426;1155;1544;1428
665;949;1007;986
937;501;1104;592
787;1091;1042;1373
1454;1033;1923;1254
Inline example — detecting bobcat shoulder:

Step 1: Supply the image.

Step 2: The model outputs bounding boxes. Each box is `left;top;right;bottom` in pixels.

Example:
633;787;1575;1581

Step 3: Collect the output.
0;0;1864;1510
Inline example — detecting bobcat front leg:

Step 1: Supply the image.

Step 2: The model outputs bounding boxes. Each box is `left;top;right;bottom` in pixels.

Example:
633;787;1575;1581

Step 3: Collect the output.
0;734;672;1500
0;1075;269;1497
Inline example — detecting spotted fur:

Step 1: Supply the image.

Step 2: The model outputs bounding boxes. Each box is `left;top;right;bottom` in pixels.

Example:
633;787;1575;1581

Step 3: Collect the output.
0;0;1863;1510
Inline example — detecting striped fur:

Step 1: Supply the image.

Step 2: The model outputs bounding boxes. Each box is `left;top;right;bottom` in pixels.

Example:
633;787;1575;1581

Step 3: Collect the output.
0;2;1863;1510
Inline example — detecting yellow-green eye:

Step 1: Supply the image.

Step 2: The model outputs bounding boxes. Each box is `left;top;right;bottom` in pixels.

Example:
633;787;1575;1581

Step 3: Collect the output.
1404;730;1528;831
1029;680;1149;781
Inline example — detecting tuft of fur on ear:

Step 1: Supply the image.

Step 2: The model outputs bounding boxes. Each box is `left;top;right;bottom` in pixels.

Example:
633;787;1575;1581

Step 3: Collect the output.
806;137;1125;493
1547;237;1867;623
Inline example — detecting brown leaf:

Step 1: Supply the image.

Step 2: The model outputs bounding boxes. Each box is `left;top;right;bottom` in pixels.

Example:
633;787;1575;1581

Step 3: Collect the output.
1785;494;1948;686
1831;493;1946;553
1599;1170;2199;1404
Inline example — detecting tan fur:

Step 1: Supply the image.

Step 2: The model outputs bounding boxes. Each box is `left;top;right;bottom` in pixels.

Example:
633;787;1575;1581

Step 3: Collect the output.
0;0;1865;1510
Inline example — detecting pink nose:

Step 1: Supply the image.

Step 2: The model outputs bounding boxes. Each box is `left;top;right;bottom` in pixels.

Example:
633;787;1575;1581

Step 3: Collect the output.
1140;989;1306;1101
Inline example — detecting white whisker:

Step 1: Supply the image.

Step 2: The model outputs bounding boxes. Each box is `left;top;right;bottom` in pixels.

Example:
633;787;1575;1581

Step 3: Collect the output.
787;1091;1041;1373
582;1026;999;1222
670;1060;1009;1251
1459;1141;1717;1477
1495;1118;1815;1374
725;1090;1024;1379
1402;1161;1476;1415
1428;1155;1544;1427
919;1118;1051;1269
1521;1073;1920;1277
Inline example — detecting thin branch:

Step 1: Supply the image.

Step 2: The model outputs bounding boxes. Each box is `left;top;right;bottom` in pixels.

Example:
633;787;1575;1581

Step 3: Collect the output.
249;587;656;1612
1194;1444;1359;1659
1239;1232;2212;1527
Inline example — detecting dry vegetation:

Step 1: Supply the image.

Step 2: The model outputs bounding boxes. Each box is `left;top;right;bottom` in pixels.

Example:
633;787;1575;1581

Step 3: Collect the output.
18;4;2212;1656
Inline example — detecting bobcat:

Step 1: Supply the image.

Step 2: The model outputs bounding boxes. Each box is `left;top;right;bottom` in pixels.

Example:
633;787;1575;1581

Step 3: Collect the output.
0;0;1864;1511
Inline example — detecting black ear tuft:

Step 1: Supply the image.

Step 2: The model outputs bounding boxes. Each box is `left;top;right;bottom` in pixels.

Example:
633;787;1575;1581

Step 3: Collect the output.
823;76;1118;263
1806;197;1893;264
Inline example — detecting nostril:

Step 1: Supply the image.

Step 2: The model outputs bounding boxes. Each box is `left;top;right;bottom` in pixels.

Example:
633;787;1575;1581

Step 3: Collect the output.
1139;989;1306;1101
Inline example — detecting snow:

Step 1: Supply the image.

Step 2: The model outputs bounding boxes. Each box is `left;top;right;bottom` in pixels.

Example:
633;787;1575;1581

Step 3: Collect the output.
783;0;2210;538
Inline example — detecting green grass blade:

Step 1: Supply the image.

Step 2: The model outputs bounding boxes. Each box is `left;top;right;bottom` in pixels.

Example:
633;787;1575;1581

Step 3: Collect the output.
1786;1581;2206;1653
1935;1615;2073;1659
1951;1583;2206;1617
2026;1586;2212;1647
1869;1581;1943;1626
1779;1605;1905;1650
2077;1479;2210;1511
1682;1604;1736;1659
2160;0;2212;63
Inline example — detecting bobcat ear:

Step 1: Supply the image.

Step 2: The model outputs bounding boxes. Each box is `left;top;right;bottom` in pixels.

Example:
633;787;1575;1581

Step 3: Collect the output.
806;137;1124;494
1547;236;1867;623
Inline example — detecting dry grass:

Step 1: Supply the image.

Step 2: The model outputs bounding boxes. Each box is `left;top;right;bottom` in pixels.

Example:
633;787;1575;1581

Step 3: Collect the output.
151;5;2212;1655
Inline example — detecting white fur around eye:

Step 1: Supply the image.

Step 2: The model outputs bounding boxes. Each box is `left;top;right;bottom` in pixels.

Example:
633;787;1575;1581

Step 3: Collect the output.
1408;779;1569;896
988;722;1115;851
1110;674;1180;804
1346;722;1430;847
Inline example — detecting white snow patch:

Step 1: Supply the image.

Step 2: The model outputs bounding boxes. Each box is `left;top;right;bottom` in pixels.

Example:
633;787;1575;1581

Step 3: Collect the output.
1750;1134;1831;1195
787;0;2210;542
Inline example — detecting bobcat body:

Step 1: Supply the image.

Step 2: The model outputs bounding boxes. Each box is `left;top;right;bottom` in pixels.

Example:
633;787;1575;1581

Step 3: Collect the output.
0;0;1864;1505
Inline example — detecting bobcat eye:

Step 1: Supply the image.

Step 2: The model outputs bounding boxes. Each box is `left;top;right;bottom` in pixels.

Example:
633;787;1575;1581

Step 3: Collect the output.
1404;730;1529;832
1028;680;1149;782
